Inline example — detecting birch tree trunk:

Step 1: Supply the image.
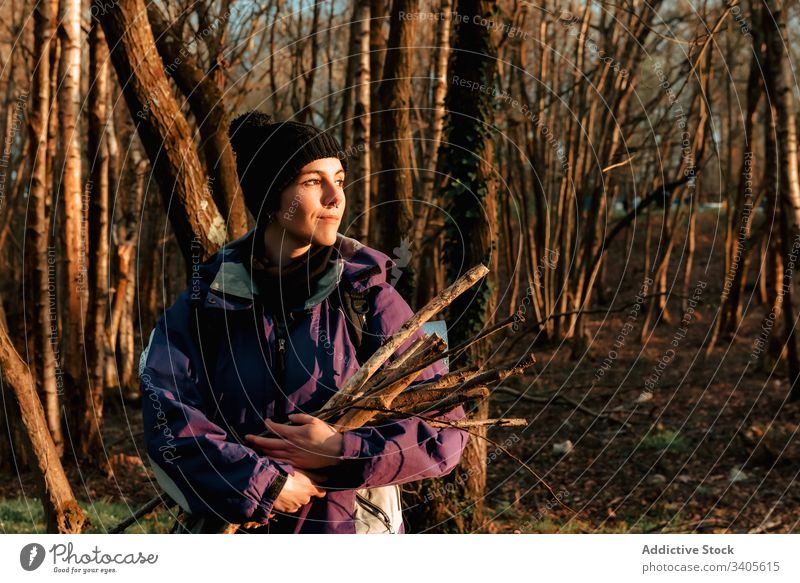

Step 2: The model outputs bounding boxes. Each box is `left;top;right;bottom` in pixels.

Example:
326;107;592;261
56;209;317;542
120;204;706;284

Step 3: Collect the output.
764;0;800;232
25;0;63;456
82;16;110;459
57;0;85;439
764;0;800;398
369;0;388;231
348;0;371;243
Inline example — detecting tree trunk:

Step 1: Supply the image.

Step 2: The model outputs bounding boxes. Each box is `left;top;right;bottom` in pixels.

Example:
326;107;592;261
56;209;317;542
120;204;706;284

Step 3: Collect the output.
146;5;248;241
348;0;371;244
375;0;418;302
368;0;388;236
778;194;800;400
118;277;137;395
764;0;800;232
405;0;499;534
82;16;110;459
25;0;63;457
413;0;453;309
760;96;784;372
340;6;359;152
714;5;764;344
0;318;87;533
94;0;227;266
57;0;85;439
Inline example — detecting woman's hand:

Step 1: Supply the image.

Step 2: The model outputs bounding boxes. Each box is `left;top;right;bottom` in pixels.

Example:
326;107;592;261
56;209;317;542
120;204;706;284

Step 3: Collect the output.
245;413;345;470
272;469;326;514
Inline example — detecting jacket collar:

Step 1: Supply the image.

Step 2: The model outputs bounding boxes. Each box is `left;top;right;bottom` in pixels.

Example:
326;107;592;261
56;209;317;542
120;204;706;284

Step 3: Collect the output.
199;230;395;311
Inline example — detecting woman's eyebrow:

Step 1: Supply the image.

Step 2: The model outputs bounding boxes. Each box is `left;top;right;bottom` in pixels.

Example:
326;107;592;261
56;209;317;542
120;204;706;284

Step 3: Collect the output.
298;169;345;177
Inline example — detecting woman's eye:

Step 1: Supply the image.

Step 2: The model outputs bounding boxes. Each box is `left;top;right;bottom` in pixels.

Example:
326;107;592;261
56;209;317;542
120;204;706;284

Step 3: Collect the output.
336;179;345;187
304;179;321;186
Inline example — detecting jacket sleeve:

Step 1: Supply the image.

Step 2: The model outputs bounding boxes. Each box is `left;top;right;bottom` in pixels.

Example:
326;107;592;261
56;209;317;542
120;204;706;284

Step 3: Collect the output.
320;282;469;490
140;289;292;524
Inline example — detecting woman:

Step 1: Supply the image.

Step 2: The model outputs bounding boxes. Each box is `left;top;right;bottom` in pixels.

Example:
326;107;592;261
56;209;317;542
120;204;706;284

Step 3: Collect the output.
140;112;469;534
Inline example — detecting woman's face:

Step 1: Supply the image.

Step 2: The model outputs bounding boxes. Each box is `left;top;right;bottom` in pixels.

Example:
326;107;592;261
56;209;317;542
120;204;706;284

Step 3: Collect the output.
274;157;346;248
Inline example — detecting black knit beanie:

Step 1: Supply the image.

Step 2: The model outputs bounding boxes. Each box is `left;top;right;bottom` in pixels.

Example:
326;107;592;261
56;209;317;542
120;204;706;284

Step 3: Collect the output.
228;112;348;223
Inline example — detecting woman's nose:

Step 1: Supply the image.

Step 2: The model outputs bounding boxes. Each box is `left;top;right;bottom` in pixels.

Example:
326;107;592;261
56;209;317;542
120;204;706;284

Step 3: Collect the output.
323;180;344;208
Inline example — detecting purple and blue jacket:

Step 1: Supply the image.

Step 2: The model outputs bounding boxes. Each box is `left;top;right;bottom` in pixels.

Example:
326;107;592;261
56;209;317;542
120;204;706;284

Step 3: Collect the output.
139;231;469;533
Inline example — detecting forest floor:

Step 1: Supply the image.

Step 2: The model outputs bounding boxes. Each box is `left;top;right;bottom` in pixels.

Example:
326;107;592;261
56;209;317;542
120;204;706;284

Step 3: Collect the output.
481;210;800;533
2;212;799;534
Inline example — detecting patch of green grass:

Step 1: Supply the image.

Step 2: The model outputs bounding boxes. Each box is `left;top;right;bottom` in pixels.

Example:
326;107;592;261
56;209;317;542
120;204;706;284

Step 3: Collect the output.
485;499;629;533
0;497;173;534
638;429;690;453
623;509;686;533
485;498;693;533
521;517;589;533
512;515;633;533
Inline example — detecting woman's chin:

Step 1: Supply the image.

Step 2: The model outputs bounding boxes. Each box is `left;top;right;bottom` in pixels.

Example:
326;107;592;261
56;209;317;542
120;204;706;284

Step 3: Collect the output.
312;226;339;247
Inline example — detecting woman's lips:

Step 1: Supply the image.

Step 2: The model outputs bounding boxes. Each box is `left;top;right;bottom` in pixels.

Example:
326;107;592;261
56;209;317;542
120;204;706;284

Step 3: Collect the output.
318;215;341;222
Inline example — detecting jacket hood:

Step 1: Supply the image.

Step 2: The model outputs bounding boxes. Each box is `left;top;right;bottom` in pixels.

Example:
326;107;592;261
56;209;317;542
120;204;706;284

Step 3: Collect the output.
196;230;396;309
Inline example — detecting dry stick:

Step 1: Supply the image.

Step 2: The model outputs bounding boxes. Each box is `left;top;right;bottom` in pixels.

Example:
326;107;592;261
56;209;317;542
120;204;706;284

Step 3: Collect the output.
359;334;447;396
385;334;429;370
404;387;490;417
335;354;536;438
219;523;242;534
331;404;527;430
337;336;450;429
455;353;537;393
322;358;512;424
109;496;168;534
334;371;423;430
367;313;525;399
443;310;525;363
330;290;519;420
359;334;447;397
359;387;491;424
320;263;489;412
392;334;447;376
391;383;488;411
316;365;481;423
426;418;528;429
348;354;535;427
491;386;635;428
402;365;482;392
374;311;523;394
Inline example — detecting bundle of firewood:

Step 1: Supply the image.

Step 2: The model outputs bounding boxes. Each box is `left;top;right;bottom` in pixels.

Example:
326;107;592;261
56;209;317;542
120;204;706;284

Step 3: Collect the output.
304;263;532;432
319;345;534;433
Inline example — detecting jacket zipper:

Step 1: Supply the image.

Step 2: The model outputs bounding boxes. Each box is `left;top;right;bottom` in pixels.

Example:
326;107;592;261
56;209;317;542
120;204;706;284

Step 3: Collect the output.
272;316;289;423
355;492;393;532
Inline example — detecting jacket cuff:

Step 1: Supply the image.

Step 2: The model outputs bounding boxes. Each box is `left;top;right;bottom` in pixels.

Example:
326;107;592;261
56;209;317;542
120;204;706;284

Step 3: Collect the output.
264;472;287;501
251;463;289;523
340;430;365;460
